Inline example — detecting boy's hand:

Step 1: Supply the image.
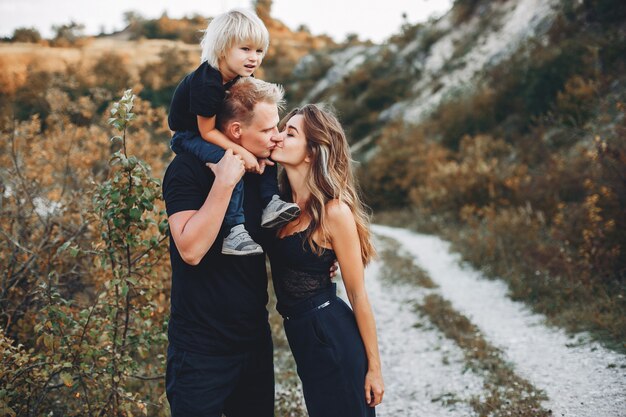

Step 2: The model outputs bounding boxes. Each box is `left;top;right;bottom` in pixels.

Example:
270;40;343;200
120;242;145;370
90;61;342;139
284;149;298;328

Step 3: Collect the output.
258;158;275;175
238;149;261;173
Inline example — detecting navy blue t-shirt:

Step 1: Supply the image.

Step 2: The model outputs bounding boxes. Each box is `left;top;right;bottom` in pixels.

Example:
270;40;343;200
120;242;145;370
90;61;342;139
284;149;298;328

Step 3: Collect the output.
162;152;271;354
167;62;240;134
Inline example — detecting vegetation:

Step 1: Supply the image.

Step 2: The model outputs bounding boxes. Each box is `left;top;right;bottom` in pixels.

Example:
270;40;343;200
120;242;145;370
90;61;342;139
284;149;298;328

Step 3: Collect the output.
364;0;626;350
1;0;625;414
50;21;86;47
379;237;551;416
418;294;551;416
1;65;172;414
123;13;207;44
11;27;41;43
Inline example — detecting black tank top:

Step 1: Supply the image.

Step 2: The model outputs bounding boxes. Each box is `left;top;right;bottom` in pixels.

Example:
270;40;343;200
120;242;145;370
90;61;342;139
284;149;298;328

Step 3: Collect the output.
268;230;335;315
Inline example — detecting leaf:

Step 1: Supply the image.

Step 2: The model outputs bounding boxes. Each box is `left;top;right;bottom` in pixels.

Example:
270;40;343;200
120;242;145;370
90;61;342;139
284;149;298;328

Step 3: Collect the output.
57;241;71;254
110;191;121;203
60;372;73;387
43;334;54;349
129;208;142;220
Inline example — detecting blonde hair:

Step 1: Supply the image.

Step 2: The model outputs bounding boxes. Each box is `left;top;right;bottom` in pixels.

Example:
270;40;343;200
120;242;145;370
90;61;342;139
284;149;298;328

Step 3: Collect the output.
217;77;285;130
200;8;270;68
278;104;376;265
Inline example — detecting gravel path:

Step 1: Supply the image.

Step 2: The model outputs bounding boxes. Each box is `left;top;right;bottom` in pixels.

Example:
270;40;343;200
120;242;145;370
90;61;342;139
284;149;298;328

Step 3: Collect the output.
372;225;626;417
344;260;484;416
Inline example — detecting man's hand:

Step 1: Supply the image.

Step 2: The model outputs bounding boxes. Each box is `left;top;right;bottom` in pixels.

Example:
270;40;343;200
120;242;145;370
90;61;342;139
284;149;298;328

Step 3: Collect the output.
329;260;339;278
206;149;245;188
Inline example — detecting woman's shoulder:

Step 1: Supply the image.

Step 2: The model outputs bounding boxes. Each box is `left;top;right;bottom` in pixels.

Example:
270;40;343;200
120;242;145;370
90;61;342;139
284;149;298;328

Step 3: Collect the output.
324;199;355;226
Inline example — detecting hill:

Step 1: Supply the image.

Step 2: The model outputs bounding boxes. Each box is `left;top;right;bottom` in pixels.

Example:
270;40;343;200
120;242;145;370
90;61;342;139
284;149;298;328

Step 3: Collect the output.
281;0;626;349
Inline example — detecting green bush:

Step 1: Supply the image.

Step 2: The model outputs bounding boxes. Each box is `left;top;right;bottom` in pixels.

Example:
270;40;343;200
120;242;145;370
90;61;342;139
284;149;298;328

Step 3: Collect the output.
11;27;41;43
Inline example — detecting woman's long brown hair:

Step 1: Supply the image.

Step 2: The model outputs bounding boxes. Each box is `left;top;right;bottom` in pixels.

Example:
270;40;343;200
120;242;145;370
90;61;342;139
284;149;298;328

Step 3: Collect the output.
278;104;376;265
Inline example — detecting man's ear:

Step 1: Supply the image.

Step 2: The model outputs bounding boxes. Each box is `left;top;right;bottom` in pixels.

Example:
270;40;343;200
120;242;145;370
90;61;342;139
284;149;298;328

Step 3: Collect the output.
226;121;242;140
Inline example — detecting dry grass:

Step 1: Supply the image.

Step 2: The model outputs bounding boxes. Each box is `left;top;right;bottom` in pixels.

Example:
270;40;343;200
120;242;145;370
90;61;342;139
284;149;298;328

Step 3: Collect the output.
0;38;197;94
417;294;552;417
377;235;438;288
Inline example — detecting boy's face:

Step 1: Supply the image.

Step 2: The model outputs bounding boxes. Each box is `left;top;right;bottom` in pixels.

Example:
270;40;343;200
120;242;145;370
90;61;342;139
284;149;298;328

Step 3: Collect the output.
220;42;264;81
239;101;279;159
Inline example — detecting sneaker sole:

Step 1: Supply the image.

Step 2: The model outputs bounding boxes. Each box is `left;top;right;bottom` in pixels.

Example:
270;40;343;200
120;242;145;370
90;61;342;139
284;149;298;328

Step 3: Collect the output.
221;247;264;256
261;206;301;228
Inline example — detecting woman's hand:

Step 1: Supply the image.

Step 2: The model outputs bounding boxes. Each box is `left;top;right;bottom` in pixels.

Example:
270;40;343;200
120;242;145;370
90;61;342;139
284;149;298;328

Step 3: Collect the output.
365;368;384;407
238;148;261;173
329;260;339;278
206;149;245;188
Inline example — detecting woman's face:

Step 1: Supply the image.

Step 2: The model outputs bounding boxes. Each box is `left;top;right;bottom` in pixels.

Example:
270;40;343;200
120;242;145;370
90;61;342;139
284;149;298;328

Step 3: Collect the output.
271;114;309;167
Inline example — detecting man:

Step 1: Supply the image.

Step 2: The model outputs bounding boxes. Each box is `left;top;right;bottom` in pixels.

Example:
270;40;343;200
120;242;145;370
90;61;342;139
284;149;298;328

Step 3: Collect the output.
162;77;283;417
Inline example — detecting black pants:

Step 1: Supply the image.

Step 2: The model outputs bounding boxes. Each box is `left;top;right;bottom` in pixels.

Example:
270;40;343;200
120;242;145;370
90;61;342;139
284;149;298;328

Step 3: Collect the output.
283;292;376;417
165;334;274;417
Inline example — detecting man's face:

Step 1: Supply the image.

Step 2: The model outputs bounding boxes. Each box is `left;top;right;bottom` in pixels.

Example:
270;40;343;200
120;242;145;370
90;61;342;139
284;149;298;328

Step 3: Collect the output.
239;101;279;158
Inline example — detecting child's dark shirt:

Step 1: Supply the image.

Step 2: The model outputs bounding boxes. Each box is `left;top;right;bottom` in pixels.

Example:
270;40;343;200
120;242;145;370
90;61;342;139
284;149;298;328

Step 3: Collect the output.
168;62;239;134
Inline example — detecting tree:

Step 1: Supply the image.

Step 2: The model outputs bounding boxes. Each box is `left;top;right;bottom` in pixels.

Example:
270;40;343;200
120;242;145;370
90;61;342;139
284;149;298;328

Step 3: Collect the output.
12;27;41;43
51;21;85;46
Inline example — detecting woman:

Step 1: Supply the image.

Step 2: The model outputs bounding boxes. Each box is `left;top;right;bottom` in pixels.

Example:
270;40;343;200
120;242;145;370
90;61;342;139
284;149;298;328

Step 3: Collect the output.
268;104;384;416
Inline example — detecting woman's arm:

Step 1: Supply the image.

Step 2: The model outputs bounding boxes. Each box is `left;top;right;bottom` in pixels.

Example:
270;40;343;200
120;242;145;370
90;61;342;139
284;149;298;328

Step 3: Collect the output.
168;149;244;265
326;200;384;407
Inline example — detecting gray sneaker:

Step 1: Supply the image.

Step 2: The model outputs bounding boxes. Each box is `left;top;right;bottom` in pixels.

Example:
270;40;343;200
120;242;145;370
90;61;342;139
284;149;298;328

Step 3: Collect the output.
261;195;301;229
222;224;263;256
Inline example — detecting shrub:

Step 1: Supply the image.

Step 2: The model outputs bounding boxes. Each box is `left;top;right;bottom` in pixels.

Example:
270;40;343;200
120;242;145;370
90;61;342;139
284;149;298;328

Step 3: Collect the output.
359;124;449;209
11;27;41;43
410;135;528;215
0;90;172;415
50;21;86;47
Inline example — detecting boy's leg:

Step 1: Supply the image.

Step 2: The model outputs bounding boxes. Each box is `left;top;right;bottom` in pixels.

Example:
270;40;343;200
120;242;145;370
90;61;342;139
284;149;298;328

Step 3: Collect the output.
259;165;301;229
224;181;245;228
259;164;279;207
170;131;196;154
221;180;263;255
173;133;226;163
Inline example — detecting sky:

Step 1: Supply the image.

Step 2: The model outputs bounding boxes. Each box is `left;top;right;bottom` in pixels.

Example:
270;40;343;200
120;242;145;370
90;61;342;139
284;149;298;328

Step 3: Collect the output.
0;0;453;44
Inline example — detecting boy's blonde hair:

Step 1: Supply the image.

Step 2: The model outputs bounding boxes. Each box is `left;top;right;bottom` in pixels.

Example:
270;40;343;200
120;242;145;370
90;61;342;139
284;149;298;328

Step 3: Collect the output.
200;8;270;68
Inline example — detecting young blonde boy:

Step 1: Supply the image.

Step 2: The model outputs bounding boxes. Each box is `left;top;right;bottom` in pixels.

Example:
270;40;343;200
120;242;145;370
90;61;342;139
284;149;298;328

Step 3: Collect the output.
168;8;299;256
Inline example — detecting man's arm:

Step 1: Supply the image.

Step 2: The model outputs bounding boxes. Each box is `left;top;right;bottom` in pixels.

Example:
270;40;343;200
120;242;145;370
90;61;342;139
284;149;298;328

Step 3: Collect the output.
168;149;244;265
